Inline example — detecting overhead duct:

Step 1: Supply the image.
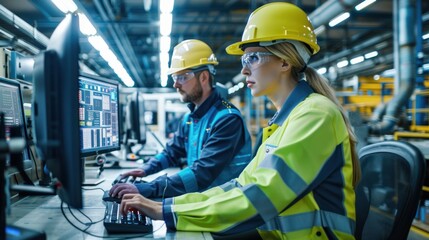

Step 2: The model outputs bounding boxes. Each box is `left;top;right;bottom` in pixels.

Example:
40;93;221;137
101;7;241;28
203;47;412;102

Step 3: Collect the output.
308;0;362;28
310;32;392;69
369;0;417;134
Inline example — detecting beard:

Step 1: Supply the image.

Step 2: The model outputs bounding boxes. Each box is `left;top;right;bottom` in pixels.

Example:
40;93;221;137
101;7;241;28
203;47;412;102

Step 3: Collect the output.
181;80;203;103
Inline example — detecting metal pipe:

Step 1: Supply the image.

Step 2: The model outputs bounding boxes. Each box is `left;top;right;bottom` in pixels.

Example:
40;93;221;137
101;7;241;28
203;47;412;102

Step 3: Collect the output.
369;0;416;134
92;0;145;86
308;0;362;28
310;32;392;69
0;4;49;47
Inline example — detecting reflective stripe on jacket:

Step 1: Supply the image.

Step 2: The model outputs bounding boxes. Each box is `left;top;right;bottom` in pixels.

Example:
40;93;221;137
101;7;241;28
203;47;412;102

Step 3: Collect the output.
163;81;356;239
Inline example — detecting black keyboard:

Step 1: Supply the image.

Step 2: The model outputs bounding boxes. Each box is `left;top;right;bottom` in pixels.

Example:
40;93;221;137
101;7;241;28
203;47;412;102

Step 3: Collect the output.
103;201;153;234
112;175;147;185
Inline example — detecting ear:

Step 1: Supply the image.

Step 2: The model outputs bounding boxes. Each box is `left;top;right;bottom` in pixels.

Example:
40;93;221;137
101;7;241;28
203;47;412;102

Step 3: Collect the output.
199;70;210;85
280;61;292;72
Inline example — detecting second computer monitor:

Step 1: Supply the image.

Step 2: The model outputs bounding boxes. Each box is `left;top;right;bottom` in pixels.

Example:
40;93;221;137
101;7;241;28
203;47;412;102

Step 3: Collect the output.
79;74;120;157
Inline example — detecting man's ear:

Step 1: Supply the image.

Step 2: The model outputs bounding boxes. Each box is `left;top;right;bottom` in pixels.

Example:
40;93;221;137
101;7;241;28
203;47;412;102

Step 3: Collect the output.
199;70;210;84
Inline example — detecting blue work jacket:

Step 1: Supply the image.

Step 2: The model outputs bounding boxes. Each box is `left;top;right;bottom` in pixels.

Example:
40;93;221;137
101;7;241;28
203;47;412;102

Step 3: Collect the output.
136;88;252;198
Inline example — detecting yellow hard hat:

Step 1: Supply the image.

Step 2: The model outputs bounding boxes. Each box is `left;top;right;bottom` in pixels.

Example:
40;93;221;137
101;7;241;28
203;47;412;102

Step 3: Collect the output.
168;39;219;75
226;2;320;56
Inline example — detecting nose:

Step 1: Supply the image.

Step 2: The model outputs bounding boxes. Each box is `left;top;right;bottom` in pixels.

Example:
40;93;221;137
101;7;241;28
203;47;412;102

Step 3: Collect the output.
241;65;250;76
173;80;181;88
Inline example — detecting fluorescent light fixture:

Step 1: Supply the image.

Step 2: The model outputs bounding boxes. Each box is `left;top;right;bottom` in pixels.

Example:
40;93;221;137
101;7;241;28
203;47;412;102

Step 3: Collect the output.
355;0;376;11
329;12;350;27
160;36;171;53
317;67;327;74
51;0;77;13
314;25;326;35
160;13;172;36
382;68;396;76
423;63;429;70
99;49;116;63
337;60;349;68
78;13;97;36
364;51;378;59
160;0;174;13
423;33;429;40
50;0;134;87
350;56;364;65
88;35;109;51
160;52;170;87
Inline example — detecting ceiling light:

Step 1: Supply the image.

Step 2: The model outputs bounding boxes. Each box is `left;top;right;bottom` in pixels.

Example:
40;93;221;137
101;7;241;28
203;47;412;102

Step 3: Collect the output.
364;51;378;59
355;0;376;11
329;12;350;27
160;0;174;13
88;35;109;51
350;56;364;65
317;67;327;74
160;13;172;36
423;33;429;40
314;25;326;35
51;0;77;13
78;13;96;36
337;60;349;68
160;36;171;53
382;69;396;77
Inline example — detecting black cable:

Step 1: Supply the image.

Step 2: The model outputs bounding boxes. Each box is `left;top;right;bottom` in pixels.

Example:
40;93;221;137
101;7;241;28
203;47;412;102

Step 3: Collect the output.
67;204;93;227
60;201;154;239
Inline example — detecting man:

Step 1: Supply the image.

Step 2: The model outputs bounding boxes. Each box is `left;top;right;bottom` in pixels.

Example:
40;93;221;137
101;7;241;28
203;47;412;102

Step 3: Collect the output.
109;39;252;198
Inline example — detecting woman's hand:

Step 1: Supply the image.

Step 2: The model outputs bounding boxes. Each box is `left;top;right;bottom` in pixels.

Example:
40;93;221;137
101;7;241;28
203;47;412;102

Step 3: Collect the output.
120;193;163;220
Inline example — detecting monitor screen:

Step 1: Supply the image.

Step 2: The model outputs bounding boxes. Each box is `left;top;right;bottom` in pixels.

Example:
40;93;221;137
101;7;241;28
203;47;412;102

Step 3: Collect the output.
79;74;120;156
0;77;30;162
32;13;82;208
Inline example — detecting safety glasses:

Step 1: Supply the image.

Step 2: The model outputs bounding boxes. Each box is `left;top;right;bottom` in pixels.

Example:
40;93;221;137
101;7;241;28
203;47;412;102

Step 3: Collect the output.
172;71;197;85
172;68;207;85
241;52;274;69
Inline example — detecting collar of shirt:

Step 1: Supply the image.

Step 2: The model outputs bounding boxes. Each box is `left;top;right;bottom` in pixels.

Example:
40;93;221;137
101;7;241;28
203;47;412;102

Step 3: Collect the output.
187;88;220;119
268;80;314;126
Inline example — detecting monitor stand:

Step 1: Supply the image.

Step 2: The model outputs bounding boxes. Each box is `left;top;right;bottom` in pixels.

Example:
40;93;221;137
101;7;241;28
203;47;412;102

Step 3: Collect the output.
82;156;105;186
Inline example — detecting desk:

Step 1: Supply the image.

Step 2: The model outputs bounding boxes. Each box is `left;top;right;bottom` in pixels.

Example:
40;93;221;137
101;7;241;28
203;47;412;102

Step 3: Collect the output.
6;167;213;240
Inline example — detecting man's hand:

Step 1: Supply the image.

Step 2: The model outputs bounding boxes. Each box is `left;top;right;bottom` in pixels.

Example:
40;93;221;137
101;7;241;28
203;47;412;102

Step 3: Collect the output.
120;169;146;177
109;183;139;198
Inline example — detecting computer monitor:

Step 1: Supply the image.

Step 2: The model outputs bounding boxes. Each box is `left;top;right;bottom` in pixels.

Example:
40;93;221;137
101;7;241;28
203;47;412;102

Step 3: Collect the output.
0;77;31;166
123;91;147;146
32;13;82;208
79;73;120;157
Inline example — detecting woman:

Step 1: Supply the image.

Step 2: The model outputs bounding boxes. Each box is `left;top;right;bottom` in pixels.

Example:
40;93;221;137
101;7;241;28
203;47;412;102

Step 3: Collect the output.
120;2;361;239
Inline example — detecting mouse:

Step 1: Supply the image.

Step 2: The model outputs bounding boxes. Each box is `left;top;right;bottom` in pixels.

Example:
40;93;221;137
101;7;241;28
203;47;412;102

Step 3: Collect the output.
102;191;122;203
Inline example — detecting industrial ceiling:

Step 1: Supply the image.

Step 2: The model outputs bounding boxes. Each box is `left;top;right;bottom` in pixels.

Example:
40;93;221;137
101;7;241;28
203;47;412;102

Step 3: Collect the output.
0;0;428;90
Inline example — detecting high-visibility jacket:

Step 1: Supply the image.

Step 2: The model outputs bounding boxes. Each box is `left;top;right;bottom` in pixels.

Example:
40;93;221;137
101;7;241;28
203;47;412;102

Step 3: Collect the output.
163;81;356;239
136;88;252;198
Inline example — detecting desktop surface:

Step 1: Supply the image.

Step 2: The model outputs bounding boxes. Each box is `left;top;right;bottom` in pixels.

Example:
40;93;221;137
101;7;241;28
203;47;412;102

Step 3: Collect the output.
6;168;212;240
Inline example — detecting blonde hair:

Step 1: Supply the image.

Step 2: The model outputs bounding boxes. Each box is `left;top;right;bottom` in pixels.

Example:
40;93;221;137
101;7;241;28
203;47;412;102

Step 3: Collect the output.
266;43;361;187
